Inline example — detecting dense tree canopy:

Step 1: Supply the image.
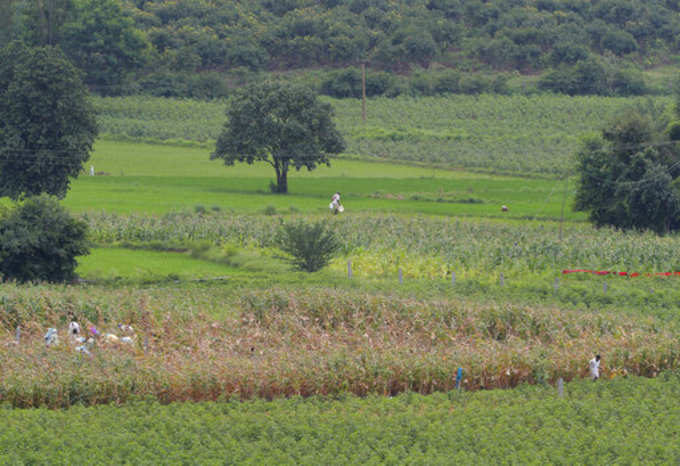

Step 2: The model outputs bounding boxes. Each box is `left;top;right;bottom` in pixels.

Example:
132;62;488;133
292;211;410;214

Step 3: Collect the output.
574;111;680;234
212;82;345;194
0;195;89;282
4;0;149;89
60;0;149;90
0;41;98;199
118;0;679;74
2;0;680;97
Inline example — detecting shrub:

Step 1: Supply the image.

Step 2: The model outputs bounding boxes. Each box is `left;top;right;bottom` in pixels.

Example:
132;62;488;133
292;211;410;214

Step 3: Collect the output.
138;72;230;99
276;220;340;272
320;68;399;98
366;71;399;97
320;68;362;98
549;42;589;66
434;70;461;94
609;69;646;96
666;121;680;141
409;72;435;96
0;196;89;282
538;59;607;95
600;29;638;56
459;74;489;94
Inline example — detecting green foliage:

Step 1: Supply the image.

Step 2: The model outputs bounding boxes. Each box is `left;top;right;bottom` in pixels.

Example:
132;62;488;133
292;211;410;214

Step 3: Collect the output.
2;376;680;463
137;71;230;99
5;0;678;98
94;94;667;175
609;68;646;96
0;41;98;199
0;195;89;283
14;0;73;47
83;211;680;276
60;0;149;91
115;0;680;77
667;121;680;141
0;0;15;44
320;67;399;98
574;111;680;233
600;29;638;56
212;82;345;193
538;59;607;96
276;220;340;272
539;59;647;96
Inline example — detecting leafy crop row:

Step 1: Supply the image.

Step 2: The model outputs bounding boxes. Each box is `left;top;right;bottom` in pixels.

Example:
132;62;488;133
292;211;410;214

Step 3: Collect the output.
2;375;680;464
83;212;680;273
93;95;669;174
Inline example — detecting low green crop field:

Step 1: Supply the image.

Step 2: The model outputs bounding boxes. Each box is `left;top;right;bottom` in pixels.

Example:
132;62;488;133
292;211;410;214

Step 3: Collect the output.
2;375;679;464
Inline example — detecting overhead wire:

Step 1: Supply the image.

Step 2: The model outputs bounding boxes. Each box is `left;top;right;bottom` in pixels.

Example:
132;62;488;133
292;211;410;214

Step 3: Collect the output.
0;135;679;174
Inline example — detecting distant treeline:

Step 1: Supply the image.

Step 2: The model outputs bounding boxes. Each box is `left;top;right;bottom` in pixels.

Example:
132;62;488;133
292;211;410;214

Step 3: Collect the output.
1;0;678;97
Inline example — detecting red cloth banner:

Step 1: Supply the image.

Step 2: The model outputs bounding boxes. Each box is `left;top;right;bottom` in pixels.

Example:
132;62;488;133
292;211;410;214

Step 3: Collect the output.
562;269;680;277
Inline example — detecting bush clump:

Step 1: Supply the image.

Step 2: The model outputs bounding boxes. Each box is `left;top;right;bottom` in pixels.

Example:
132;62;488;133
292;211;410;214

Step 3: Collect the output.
0;196;89;282
276;220;340;272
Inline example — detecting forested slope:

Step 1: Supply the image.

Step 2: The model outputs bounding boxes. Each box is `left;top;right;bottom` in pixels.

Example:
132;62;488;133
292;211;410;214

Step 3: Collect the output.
2;0;679;96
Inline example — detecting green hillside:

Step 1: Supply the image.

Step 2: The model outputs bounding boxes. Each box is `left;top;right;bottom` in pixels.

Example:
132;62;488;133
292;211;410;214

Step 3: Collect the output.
3;0;680;97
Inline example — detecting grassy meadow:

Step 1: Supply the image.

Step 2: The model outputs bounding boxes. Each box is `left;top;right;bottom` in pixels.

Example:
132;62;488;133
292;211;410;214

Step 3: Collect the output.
2;94;680;462
68;140;580;219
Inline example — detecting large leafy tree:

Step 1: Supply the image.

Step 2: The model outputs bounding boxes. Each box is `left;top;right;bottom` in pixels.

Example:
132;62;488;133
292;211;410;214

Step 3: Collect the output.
60;0;149;90
212;82;345;194
0;0;17;46
0;195;89;282
574;111;680;234
17;0;73;47
0;41;98;199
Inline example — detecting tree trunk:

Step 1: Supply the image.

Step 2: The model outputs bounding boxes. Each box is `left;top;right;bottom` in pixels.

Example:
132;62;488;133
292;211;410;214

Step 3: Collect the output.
273;158;289;194
276;171;288;193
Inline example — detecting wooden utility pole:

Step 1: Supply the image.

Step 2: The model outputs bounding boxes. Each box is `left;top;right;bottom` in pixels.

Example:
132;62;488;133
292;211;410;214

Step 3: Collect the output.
559;176;568;241
361;62;367;122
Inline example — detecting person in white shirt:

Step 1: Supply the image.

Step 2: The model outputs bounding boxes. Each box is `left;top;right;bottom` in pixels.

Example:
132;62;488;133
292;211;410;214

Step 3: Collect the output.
589;354;601;381
329;192;342;214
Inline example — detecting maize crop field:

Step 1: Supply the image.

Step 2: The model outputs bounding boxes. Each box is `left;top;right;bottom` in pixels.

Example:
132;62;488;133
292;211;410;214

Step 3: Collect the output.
93;94;671;175
1;287;678;408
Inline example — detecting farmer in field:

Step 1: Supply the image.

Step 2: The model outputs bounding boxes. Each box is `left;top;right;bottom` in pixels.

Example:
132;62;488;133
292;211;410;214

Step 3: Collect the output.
589;354;601;381
330;192;343;214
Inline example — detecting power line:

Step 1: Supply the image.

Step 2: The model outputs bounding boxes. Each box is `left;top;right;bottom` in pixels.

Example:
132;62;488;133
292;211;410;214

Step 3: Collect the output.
1;135;680;173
